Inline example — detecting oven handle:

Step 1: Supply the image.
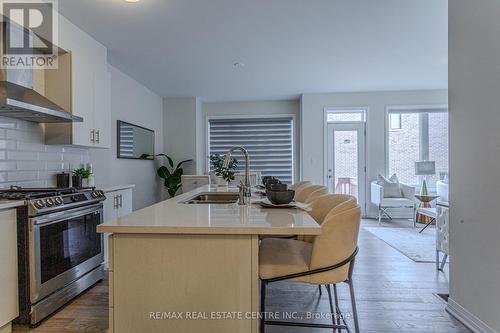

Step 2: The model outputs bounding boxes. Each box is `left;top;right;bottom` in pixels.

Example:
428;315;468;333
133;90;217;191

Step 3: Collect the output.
31;203;103;226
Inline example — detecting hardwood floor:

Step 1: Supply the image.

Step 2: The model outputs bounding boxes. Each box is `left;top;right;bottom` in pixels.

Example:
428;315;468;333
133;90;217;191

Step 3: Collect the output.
13;219;470;333
12;283;109;333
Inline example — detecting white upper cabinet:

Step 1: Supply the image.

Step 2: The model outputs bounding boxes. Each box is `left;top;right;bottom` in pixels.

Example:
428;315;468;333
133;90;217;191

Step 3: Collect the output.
71;46;95;147
44;14;111;149
93;69;112;148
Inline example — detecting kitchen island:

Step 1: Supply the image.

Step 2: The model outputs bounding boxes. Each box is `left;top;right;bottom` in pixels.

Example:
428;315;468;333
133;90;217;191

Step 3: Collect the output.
97;185;321;333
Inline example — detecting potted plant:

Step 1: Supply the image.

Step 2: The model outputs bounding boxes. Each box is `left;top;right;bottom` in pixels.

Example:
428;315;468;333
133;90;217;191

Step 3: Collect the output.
153;154;192;198
210;154;238;189
72;167;92;188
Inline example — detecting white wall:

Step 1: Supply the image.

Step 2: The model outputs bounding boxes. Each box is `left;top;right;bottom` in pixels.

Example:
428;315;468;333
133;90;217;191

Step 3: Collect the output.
448;1;500;332
202;100;301;178
162;97;201;175
90;65;163;211
301;90;448;216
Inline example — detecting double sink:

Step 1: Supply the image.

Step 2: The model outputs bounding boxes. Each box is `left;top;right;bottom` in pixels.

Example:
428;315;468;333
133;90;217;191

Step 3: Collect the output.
180;192;240;204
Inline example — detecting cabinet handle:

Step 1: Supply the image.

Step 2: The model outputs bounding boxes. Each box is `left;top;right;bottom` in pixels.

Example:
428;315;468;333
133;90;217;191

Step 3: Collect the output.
119;194;123;208
113;195;118;209
90;130;95;143
96;130;100;144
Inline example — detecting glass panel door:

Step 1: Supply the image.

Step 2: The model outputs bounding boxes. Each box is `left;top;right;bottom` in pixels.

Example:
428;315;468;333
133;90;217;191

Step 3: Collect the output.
327;123;366;212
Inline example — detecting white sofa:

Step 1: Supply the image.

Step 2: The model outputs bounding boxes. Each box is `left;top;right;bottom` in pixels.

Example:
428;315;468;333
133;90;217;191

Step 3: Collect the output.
371;181;416;225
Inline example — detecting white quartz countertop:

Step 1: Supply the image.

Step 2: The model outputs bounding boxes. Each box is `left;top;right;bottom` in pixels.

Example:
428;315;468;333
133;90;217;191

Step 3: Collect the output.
0;199;25;210
97;185;321;235
98;184;135;193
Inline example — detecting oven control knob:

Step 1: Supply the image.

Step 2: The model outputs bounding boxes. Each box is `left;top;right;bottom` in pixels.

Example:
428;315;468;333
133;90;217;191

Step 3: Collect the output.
91;191;99;198
54;197;64;205
45;198;55;207
34;200;45;209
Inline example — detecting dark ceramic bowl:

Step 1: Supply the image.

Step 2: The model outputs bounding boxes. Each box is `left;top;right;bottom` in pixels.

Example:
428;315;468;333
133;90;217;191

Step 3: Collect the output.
262;176;278;186
266;189;295;205
270;183;288;192
265;179;282;190
262;176;272;185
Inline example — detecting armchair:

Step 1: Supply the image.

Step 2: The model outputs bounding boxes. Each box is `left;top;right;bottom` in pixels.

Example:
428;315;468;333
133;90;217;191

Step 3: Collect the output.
436;205;449;271
371;181;416;225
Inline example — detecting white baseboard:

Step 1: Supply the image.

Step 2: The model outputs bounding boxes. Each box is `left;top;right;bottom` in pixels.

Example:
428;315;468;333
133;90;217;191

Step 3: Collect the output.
447;298;498;333
0;322;12;333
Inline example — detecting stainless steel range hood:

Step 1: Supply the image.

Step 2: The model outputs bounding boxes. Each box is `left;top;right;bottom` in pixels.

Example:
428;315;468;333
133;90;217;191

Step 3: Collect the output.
0;81;82;123
0;19;82;123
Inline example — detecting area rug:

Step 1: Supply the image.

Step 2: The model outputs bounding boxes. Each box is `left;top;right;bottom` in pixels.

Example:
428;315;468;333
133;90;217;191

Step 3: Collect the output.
364;226;436;263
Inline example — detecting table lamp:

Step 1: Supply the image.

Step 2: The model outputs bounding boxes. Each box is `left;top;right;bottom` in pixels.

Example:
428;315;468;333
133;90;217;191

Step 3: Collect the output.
415;161;436;195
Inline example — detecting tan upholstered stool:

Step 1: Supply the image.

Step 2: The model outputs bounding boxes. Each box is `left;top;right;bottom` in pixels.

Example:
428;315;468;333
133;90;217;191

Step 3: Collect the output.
259;200;361;333
295;185;328;203
303;186;329;204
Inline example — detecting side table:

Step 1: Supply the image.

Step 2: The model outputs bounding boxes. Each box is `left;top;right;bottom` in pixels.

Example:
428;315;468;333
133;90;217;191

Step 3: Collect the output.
415;195;439;225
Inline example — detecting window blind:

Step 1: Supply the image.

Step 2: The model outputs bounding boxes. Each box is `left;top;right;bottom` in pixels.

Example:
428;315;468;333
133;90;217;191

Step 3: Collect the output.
208;117;294;184
118;124;134;158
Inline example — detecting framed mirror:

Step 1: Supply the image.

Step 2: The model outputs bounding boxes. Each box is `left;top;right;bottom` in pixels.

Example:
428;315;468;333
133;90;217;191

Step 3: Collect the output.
117;120;155;160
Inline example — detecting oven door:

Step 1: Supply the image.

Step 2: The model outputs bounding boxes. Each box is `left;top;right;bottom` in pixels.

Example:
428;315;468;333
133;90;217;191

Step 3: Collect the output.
29;203;104;303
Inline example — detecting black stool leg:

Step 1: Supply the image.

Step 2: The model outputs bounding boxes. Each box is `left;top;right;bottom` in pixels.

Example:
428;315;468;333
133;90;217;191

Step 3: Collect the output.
347;280;360;333
260;281;267;333
325;284;337;332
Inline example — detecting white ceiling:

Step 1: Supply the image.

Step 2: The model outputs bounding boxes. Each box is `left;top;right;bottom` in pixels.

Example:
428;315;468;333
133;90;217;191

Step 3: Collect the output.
59;0;448;101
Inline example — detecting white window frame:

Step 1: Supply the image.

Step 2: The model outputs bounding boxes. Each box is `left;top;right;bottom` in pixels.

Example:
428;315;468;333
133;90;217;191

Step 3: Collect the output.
384;104;449;189
325;108;367;123
205;113;297;183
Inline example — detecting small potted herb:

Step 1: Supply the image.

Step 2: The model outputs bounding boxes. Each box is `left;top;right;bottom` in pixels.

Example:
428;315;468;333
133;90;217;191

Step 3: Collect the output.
72;167;92;188
210;154;238;189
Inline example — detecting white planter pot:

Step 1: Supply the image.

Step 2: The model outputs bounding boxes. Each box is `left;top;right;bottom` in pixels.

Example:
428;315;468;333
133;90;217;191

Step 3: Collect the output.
216;176;228;191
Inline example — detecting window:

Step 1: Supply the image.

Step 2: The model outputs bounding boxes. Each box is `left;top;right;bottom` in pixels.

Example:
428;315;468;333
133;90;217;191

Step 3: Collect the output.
387;109;448;188
327;109;366;122
389;113;402;129
208;117;294;183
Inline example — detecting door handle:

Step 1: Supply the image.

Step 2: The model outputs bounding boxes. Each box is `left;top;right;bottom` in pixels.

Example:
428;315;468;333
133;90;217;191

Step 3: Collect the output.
113;195;118;209
119;195;123;208
90;130;95;143
96;130;100;144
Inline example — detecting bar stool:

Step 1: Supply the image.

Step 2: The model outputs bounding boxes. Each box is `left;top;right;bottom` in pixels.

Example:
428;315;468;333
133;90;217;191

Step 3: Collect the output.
259;200;361;333
290;180;312;191
304;187;329;204
295;185;328;203
300;194;355;243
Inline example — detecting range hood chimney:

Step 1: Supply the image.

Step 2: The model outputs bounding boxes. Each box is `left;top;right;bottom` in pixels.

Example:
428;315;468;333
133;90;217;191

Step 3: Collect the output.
0;19;82;123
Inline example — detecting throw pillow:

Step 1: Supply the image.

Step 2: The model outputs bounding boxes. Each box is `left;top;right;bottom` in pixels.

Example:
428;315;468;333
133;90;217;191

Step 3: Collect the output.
377;174;403;198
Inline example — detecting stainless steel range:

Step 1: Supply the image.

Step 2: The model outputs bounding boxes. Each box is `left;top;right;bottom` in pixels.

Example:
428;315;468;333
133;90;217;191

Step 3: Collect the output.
0;186;106;326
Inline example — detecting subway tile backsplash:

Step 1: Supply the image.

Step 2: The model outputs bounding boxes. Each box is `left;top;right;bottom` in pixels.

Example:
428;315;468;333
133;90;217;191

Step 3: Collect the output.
0;116;89;188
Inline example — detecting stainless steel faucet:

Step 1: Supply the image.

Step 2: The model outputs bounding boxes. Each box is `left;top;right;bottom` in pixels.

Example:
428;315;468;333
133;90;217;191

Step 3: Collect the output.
223;146;251;205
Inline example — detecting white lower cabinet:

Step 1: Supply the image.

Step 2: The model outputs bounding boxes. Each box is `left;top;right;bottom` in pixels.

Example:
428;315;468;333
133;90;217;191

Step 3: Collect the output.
103;188;133;268
0;209;18;332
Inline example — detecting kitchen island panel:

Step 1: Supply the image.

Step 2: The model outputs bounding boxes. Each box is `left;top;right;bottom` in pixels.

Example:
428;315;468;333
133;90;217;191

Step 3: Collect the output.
111;234;258;333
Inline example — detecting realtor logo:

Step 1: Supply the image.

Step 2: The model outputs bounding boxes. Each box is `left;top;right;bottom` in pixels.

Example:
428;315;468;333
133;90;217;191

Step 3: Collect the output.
0;0;58;68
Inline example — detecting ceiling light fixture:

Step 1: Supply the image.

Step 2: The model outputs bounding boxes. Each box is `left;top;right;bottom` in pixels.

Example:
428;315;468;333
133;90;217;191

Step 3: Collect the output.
125;0;141;3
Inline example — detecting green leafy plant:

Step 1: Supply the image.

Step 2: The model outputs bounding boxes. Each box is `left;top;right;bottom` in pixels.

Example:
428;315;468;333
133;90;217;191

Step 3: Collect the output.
210;154;238;182
73;167;92;179
155;154;192;197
